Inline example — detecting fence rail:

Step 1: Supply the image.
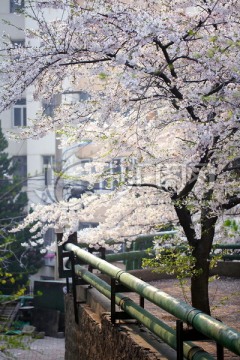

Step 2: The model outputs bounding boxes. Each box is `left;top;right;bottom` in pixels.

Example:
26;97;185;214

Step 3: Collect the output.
106;243;240;271
61;241;240;360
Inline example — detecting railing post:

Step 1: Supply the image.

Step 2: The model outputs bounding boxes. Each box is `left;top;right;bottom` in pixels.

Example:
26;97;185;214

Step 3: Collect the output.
217;343;224;360
176;320;184;360
111;278;116;325
58;232;81;324
176;319;224;360
70;251;79;324
57;232;77;278
110;278;143;324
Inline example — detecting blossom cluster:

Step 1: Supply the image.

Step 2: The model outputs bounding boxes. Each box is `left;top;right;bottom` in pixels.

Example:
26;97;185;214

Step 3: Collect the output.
0;0;240;248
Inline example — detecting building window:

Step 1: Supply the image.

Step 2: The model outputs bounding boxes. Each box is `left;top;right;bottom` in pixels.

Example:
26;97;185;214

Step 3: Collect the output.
43;155;55;186
10;0;24;13
11;39;25;60
78;91;91;101
42;94;61;117
96;159;123;190
13;98;26;127
62;91;91;105
12;156;27;185
11;39;25;48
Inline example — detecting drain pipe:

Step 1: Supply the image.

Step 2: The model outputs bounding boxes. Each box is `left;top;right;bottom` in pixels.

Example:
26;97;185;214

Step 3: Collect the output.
65;243;240;356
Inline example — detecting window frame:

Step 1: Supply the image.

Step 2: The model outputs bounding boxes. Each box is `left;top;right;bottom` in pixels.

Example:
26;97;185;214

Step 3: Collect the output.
42;155;55;186
12;155;27;185
97;158;123;191
10;0;24;13
42;94;61;117
12;98;27;127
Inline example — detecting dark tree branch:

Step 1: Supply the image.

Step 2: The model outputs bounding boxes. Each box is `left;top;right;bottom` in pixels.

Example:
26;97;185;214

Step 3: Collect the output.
130;183;164;191
200;188;217;246
220;196;240;211
204;78;235;97
186;106;201;121
59;56;112;66
177;151;211;200
173;202;198;246
153;38;177;77
172;55;199;63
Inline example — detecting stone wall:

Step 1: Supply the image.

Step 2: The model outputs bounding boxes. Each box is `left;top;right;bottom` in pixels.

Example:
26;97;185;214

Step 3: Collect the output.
64;293;172;360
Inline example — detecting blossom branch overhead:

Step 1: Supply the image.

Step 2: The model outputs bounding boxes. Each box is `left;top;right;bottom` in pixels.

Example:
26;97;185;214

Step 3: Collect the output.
0;0;239;249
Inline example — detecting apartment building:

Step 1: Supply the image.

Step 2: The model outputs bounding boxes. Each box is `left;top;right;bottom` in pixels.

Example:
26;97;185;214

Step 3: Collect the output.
0;1;55;198
0;1;56;249
0;0;127;224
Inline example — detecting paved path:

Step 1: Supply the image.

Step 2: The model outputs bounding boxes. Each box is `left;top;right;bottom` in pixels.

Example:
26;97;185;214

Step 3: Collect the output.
0;336;65;360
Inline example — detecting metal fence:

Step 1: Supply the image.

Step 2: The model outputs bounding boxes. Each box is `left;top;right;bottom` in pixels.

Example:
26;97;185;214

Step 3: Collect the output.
58;237;240;360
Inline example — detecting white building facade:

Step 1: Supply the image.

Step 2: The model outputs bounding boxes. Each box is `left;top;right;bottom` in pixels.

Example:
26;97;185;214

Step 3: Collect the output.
0;1;57;257
0;0;56;208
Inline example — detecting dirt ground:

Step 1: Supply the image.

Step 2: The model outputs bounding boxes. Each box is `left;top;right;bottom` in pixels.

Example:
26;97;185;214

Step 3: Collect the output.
129;276;240;359
148;277;240;330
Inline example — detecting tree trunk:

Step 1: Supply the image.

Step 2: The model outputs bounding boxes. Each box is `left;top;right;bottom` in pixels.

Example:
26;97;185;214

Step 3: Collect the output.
173;198;217;315
191;214;217;315
191;242;211;314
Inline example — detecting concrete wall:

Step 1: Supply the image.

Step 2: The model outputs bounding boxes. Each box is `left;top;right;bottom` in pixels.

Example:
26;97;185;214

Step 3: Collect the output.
210;261;240;278
129;261;240;280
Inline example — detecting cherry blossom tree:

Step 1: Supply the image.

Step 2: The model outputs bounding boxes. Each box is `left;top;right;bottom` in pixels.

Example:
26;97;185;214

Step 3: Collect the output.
1;0;240;314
